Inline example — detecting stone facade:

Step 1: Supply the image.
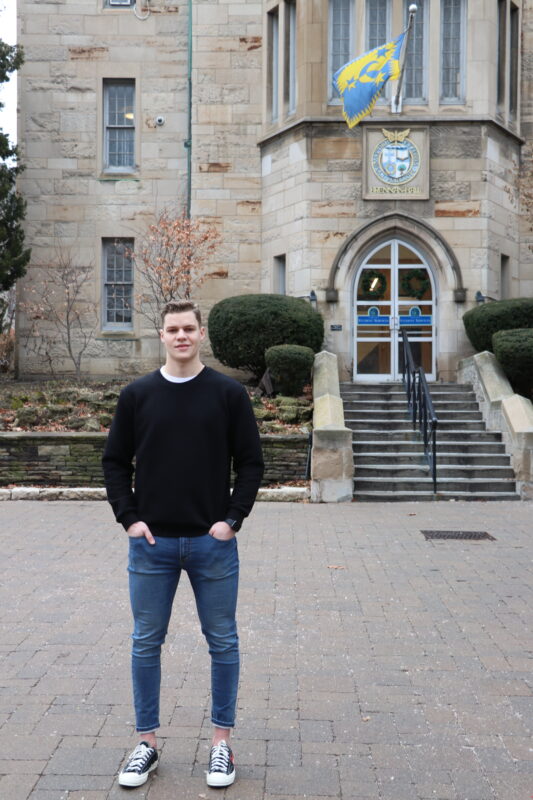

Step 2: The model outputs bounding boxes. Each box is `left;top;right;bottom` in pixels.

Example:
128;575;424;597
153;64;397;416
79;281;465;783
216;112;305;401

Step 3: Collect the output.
15;0;533;382
0;431;308;487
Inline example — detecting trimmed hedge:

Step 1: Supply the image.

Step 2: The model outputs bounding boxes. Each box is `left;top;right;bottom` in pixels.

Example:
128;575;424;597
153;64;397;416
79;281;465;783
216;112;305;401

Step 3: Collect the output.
265;344;314;396
463;298;533;353
492;328;533;396
209;294;324;378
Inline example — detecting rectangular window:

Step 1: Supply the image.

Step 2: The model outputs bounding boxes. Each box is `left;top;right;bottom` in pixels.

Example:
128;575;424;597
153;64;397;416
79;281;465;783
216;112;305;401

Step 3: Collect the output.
105;0;134;6
441;0;465;102
103;239;134;329
103;79;135;172
268;8;280;122
509;3;519;119
366;0;389;49
366;0;390;100
329;0;353;100
274;254;286;295
284;0;297;115
404;0;427;102
497;0;507;110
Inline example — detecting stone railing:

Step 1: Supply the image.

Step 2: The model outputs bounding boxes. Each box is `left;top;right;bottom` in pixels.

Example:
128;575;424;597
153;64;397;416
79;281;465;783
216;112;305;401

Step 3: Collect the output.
0;431;308;488
458;351;533;500
310;351;353;502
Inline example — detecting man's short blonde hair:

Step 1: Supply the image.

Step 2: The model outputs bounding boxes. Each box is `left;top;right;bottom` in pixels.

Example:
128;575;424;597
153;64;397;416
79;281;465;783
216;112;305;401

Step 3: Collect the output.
161;300;202;327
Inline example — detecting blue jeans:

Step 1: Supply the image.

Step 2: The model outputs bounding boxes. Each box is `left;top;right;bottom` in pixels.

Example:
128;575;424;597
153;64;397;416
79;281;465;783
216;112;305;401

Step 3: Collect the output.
127;533;240;733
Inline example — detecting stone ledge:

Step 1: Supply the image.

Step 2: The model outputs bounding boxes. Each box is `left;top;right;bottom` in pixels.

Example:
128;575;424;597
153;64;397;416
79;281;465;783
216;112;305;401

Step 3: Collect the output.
311;351;354;503
0;486;309;502
0;487;107;501
458;350;533;499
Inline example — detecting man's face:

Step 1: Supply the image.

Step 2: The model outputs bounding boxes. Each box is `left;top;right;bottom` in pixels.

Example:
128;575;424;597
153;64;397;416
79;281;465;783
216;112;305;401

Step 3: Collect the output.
160;311;205;364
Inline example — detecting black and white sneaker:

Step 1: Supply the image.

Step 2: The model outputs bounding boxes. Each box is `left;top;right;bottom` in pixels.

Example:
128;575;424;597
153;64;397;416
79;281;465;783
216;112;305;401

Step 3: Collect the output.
118;741;159;787
206;739;236;787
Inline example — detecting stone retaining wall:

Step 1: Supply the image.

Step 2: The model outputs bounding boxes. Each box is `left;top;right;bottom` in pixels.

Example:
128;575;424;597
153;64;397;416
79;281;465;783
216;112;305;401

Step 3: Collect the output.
458;352;533;499
311;351;353;502
0;432;309;487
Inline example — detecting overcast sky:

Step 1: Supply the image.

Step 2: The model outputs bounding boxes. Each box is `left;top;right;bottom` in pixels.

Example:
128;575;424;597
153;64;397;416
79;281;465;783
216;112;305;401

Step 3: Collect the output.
0;2;18;144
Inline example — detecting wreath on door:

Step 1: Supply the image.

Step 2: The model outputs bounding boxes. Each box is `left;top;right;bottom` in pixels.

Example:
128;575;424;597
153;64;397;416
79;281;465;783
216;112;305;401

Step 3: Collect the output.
360;269;387;299
400;268;430;300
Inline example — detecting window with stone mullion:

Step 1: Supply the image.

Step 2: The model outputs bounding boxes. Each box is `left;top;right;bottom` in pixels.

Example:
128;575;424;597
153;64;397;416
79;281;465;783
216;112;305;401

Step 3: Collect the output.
366;0;390;101
329;0;353;98
404;0;426;102
441;0;464;102
366;0;389;50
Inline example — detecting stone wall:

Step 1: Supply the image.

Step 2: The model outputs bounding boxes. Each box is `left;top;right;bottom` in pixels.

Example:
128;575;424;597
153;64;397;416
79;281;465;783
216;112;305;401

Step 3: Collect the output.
259;118;524;382
16;0;264;377
260;434;309;485
0;432;308;487
0;433;106;487
16;0;533;382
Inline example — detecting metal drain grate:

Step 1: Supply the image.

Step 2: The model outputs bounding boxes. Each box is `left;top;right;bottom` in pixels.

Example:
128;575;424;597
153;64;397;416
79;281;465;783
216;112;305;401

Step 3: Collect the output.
421;530;496;541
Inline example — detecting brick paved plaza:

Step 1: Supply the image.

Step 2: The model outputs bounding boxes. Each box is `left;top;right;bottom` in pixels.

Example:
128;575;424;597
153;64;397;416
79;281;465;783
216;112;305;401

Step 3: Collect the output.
0;500;532;800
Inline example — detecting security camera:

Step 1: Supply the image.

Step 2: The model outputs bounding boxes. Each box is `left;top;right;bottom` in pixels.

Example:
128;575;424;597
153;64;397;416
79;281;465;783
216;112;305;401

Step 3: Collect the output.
155;115;165;127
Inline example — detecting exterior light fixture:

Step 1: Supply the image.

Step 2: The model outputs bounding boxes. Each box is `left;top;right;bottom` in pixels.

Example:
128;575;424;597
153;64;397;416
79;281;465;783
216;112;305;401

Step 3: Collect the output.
296;290;318;310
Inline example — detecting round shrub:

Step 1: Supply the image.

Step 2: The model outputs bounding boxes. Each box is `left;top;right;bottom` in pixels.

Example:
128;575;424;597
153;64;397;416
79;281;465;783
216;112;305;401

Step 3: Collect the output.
492;328;533;397
265;344;315;396
463;298;533;353
208;294;324;378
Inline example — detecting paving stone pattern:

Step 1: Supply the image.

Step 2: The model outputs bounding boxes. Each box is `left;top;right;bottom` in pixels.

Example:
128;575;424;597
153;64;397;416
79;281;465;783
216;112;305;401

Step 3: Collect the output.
0;500;532;799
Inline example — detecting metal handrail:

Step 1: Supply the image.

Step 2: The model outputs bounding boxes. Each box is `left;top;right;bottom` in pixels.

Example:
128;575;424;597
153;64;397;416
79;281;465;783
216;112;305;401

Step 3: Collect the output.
400;328;438;493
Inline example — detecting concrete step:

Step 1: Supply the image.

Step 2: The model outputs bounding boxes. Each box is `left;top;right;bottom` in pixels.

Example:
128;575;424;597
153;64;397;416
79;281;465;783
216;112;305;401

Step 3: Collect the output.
354;452;512;466
343;380;519;501
351;429;503;442
343;399;480;411
353;477;516;493
345;409;483;421
340;382;473;392
352;440;507;453
346;419;488;431
354;464;516;479
353;491;521;502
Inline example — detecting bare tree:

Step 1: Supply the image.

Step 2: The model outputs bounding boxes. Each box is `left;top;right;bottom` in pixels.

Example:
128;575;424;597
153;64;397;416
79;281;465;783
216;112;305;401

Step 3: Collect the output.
20;245;98;380
132;209;221;334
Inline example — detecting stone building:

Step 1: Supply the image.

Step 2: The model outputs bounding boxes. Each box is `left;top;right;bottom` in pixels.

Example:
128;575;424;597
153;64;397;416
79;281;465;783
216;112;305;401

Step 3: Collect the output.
15;0;533;381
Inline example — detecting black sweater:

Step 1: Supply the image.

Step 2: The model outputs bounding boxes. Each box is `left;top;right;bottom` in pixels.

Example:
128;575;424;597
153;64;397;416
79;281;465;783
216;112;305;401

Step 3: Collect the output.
102;367;264;537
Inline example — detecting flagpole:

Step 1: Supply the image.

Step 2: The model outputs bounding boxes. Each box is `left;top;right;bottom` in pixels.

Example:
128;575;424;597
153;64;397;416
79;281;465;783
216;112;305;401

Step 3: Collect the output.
392;4;417;113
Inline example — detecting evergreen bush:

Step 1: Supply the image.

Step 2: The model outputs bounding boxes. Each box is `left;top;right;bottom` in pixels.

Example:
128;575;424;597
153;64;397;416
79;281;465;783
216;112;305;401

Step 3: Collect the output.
265;344;315;396
463;298;533;353
208;294;324;378
492;328;533;397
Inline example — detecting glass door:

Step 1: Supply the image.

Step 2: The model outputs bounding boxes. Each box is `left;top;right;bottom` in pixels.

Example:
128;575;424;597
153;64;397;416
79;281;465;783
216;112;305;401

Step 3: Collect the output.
354;240;436;381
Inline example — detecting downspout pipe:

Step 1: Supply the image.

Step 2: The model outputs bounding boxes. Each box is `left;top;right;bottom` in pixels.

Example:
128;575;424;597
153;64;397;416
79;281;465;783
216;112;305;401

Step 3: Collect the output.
185;0;192;218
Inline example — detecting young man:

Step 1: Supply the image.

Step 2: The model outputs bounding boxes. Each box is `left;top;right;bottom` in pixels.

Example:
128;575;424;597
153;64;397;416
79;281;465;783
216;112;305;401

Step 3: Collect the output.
102;300;264;788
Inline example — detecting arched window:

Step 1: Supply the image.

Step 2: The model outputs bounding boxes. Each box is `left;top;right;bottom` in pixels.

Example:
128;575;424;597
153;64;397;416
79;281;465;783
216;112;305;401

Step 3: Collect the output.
353;239;436;381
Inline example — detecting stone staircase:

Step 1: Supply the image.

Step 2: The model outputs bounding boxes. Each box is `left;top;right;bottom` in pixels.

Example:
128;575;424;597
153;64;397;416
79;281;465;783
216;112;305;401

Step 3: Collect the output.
341;382;520;501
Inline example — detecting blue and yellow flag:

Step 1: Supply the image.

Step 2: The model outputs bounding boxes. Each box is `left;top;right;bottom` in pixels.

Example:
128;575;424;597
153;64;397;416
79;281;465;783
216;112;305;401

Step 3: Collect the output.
332;33;405;128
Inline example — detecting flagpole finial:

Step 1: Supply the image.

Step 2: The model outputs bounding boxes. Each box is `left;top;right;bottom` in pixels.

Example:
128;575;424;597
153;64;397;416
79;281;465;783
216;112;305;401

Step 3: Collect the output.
409;4;417;12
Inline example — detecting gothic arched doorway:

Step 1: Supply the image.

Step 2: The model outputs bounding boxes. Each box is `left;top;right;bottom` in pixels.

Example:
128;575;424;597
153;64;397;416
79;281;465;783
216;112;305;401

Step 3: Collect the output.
353;239;437;381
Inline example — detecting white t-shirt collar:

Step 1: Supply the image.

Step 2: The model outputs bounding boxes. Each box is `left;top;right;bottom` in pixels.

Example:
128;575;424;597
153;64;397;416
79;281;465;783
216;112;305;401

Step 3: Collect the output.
160;366;199;384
